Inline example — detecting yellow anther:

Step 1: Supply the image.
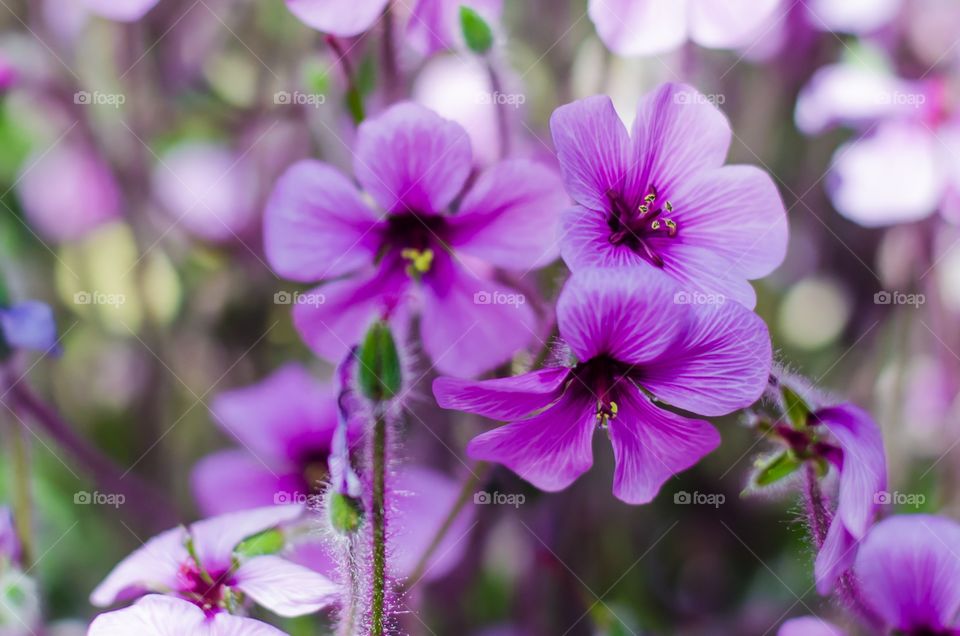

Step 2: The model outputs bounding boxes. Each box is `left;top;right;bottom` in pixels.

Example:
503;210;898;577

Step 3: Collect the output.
663;219;677;236
644;193;657;204
596;400;619;425
609;401;618;416
650;220;661;230
664;201;674;212
638;204;649;216
401;248;434;275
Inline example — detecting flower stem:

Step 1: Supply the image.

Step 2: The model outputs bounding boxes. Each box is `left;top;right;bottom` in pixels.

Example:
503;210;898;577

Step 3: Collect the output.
803;464;830;549
7;414;33;568
485;59;510;158
380;1;401;103
371;410;387;636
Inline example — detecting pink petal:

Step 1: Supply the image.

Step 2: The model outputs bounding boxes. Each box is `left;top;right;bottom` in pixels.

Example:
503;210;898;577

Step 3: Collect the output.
433;366;571;420
467;390;595;492
191;505;305;570
354;102;472;214
420;256;537;378
88;595;287;636
556;269;686;366
90;528;188;606
653;242;759;308
449;159;567;270
284;0;388;36
814;519;858;596
587;0;688;57
550;95;632;212
607;385;720;504
688;0;782;50
639;294;771;416
778;616;847;636
558;205;649;271
264;160;381;282
234;555;340;617
190;450;287;517
806;0;901;34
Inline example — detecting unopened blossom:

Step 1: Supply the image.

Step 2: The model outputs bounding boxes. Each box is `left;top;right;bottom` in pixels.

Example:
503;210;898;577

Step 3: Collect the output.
407;0;502;55
77;0;160;22
796;59;959;226
778;616;846;636
264;102;566;377
435;270;772;503
551;84;787;308
0;300;58;356
88;594;288;635
90;505;339;618
854;515;960;634
588;0;782;57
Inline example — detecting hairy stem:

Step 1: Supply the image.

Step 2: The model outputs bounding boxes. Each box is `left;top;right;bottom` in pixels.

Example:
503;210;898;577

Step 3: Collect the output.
803;464;830;549
371;410;387;636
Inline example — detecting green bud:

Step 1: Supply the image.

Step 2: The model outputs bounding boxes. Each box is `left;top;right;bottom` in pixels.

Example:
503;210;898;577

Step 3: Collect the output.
328;492;364;535
357;321;402;403
460;6;494;54
780;384;812;430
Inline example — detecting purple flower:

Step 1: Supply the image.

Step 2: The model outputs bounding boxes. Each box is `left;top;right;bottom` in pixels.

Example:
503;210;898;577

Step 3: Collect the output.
853;514;960;634
77;0;160;22
434;269;772;503
264;102;566;377
587;0;783;57
89;594;288;635
191;364;357;515
811;404;887;595
778;617;846;636
0;301;58;355
550;84;787;308
90;505;339;617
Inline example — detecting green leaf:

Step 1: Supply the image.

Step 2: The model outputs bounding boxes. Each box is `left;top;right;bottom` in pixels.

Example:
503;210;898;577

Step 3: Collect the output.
754;451;803;486
781;384;812;430
460;6;494;54
235;529;285;557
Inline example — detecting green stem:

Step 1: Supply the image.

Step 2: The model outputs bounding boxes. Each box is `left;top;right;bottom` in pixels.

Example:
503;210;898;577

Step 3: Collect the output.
9;418;33;568
371;411;387;636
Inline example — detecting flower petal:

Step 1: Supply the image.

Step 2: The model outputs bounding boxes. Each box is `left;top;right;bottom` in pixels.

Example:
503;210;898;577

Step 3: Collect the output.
587;0;688;57
607;385;720;504
90;528;188;606
550;95;632;212
354;102;472;214
263;160;381;282
284;0;388;36
420;256;537;377
558;205;649;271
77;0;159;22
667;165;788;280
688;0;782;50
855;515;960;632
449;159;567;270
639;294;771;416
191;450;287;517
556;269;686;366
234;555;340;617
433;366;571;420
190;505;305;570
209;364;337;466
0;301;58;353
778;616;847;636
88;595;287;636
653;242;759;308
806;0;901;34
815;519;858;596
467;389;595;492
631;83;732;197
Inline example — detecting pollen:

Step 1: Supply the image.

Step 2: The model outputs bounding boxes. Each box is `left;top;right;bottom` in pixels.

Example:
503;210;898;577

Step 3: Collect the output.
596;399;619;425
401;248;435;276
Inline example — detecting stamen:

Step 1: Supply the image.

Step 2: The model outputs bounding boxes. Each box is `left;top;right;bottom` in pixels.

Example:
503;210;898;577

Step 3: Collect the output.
400;248;434;276
596;399;619;425
663;219;677;236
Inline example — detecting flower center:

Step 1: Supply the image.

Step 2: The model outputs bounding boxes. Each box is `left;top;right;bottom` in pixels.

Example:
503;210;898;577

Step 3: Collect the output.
572;356;633;427
381;213;448;278
606;187;679;267
297;448;331;493
178;562;235;615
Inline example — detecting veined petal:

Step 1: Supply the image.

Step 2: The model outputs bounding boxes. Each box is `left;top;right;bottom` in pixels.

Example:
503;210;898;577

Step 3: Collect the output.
449;159;567;270
652;242;759;308
550;95;632;212
855;515;960;632
88;595;288;636
264;160;381;282
587;0;689;57
556;269;686;366
190;505;305;571
607;385;720;504
90;528;188;606
558;205;648;271
234;555;340;617
433;366;571;420
284;0;388;36
639;294;771;416
354;103;472;214
467;390;595;492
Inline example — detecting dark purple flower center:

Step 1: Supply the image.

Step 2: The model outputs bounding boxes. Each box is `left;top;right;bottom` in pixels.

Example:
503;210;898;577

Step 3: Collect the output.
296;447;331;493
178;562;236;615
606;186;679;267
381;212;450;277
571;355;636;425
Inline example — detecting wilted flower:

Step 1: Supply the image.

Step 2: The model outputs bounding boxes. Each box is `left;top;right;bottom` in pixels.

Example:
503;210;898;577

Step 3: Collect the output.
264;102;566;377
550;84;787;308
435;269;772;503
90;505;339;618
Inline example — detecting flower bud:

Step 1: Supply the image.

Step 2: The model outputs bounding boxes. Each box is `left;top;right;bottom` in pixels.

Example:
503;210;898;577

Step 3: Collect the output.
357;321;402;403
328;492;364;535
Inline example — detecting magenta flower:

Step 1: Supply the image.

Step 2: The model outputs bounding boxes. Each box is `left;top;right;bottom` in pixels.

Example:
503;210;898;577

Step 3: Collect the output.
191;364;357;514
810;404;887;595
88;594;288;635
90;505;339;618
0;300;58;355
264;102;566;377
778;617;846;636
434;269;772;504
588;0;783;57
550;84;787;308
853;515;960;634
